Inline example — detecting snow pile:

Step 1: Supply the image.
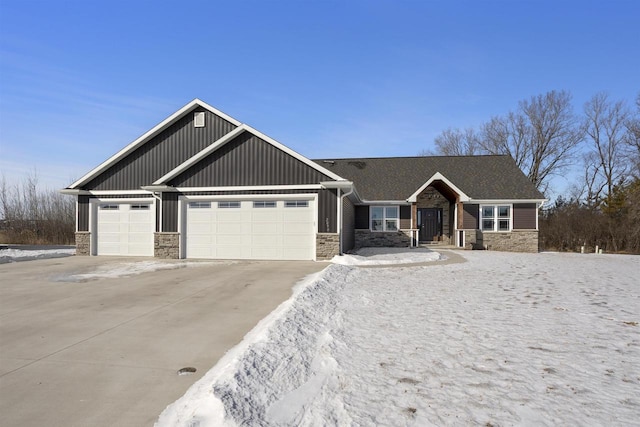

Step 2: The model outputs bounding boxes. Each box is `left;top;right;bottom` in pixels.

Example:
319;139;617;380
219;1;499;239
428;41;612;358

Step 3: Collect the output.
157;251;640;426
0;247;75;263
52;260;227;282
331;247;442;265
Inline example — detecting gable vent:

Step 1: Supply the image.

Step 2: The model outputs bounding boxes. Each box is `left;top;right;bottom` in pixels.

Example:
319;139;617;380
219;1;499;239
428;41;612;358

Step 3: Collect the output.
194;111;205;128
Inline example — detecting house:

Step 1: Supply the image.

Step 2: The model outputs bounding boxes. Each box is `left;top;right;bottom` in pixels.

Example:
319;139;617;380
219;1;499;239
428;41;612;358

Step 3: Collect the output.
61;99;546;260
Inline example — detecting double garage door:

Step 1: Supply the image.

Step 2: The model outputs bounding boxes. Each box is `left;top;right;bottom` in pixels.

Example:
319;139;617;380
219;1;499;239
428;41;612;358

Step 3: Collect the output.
183;198;316;260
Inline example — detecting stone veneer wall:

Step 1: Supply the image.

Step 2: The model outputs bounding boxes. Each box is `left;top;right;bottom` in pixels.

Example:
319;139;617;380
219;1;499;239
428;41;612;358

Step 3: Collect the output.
354;229;412;249
154;232;180;259
482;231;539;253
75;232;90;256
316;233;340;260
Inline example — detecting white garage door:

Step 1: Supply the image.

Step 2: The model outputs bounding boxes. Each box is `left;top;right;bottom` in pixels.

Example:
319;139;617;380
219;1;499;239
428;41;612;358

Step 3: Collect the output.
184;198;315;260
95;202;154;256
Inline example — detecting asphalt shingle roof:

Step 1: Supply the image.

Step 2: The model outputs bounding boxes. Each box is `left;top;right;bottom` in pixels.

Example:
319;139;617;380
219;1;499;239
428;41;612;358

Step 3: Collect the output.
313;155;544;201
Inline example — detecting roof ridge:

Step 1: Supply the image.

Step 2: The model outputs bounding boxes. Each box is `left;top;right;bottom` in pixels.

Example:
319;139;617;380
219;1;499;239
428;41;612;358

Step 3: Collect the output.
312;154;510;161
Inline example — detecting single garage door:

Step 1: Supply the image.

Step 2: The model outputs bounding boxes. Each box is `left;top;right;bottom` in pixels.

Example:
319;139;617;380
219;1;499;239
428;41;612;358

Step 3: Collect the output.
95;202;154;256
184;198;315;260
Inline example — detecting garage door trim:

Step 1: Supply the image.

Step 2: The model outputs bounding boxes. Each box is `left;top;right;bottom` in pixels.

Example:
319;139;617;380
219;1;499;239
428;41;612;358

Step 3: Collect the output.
178;193;318;260
89;197;157;256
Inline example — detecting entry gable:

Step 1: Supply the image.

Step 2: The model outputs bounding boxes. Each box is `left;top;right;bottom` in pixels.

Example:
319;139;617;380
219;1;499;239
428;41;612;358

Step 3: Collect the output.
156;124;345;188
407;172;470;202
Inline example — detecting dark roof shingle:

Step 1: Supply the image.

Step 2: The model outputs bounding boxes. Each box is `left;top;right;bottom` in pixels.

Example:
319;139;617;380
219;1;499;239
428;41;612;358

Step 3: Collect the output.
313;155;544;201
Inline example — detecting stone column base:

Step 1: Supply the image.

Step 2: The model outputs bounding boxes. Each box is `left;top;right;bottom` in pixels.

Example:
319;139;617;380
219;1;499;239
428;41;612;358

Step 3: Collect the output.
316;233;339;260
75;232;90;256
155;232;180;259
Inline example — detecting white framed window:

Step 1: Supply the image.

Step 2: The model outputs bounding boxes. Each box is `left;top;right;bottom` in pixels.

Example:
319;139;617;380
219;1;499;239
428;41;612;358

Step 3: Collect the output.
370;206;399;232
99;204;119;210
253;201;277;208
285;200;309;208
188;201;211;209
481;205;511;232
194;111;205;127
218;201;241;209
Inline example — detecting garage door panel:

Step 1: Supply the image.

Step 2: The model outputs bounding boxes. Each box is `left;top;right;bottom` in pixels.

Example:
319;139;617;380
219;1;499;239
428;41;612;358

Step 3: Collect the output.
185;198;315;260
96;202;154;256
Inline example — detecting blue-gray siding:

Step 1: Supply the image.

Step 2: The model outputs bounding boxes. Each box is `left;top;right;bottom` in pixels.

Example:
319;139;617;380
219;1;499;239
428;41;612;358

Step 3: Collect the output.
169;132;331;187
84;108;236;190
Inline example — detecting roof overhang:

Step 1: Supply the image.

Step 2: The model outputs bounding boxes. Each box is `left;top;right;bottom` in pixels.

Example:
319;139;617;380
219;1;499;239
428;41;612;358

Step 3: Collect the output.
140;185;177;192
407;172;470;202
59;188;90;195
468;199;548;205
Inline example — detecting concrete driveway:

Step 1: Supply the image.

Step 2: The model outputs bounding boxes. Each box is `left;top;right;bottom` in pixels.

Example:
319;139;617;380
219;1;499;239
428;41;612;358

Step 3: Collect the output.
0;256;326;426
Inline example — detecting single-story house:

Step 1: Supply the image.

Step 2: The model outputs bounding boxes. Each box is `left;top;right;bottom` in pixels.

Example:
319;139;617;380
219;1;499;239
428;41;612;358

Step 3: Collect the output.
61;99;545;260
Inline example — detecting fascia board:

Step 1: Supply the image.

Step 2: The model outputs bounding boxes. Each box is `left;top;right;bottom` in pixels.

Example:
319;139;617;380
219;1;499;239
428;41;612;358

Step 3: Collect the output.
243;124;346;182
153;126;247;185
68;99;242;189
407;172;470;202
469;199;548;204
360;200;411;205
320;180;353;189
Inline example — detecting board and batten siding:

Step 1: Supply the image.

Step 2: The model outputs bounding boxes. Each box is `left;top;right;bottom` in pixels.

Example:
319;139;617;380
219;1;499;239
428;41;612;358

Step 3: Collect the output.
513;203;537;229
161;189;337;234
354;205;369;229
169;132;331;187
83;108;236;190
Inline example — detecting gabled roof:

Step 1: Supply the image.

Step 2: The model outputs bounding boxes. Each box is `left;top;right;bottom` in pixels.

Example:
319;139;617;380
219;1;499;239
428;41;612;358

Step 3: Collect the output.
313;155;545;201
68;99;240;189
154;124;345;185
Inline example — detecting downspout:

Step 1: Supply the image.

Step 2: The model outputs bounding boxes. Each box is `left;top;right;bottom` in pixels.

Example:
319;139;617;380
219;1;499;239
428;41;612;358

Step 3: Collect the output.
338;185;355;255
151;192;162;233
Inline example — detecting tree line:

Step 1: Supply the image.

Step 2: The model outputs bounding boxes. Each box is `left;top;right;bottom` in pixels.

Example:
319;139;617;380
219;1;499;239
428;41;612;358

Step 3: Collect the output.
0;172;75;245
427;90;640;253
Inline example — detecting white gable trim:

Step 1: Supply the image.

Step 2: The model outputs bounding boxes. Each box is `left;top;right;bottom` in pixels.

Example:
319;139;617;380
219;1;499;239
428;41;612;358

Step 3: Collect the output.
407;172;470;202
68;99;242;189
243;124;345;182
153;124;345;185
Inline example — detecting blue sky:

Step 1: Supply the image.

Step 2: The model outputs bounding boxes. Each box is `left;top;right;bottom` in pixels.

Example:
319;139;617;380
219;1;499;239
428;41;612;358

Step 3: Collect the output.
1;0;638;195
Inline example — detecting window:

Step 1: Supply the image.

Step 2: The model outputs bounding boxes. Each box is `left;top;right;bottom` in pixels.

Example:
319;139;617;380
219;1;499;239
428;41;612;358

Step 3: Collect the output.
188;201;211;209
194;111;205;127
99;204;119;210
371;206;399;232
131;204;150;210
481;205;511;232
218;201;241;209
253;201;277;208
285;200;309;208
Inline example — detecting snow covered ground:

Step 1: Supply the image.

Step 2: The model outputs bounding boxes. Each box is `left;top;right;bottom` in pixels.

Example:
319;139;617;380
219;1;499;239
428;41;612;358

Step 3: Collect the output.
157;249;640;427
331;247;442;265
0;247;75;263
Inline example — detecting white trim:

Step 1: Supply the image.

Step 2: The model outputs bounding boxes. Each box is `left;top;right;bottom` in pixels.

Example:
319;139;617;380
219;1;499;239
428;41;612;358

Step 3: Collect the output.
369;205;400;232
320;180;353;189
154;124;346;186
75;196;79;233
175;184;324;192
69;99;242;189
479;203;513;233
86;190;154;196
178;193;318;260
153;126;246;184
89;197;157;256
470;199;547;204
360;200;410;205
407;172;470;203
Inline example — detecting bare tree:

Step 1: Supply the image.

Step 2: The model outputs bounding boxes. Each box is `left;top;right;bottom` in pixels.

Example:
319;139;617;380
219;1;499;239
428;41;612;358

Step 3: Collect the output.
480;112;531;170
582;92;630;205
432;127;480;156
624;93;640;177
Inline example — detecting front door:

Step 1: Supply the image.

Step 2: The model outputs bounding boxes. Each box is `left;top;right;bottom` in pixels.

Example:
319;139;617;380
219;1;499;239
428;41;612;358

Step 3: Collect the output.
417;208;442;242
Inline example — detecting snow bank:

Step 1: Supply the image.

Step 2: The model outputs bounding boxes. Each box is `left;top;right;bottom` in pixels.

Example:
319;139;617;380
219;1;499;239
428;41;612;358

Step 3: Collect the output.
0;247;75;263
157;251;640;426
331;247;442;265
52;260;227;282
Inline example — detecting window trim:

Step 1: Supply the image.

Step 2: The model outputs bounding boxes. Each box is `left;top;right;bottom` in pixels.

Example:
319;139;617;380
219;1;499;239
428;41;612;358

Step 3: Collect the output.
188;201;211;209
99;204;119;210
370;205;400;232
253;201;277;208
480;204;512;232
284;200;309;208
218;201;241;209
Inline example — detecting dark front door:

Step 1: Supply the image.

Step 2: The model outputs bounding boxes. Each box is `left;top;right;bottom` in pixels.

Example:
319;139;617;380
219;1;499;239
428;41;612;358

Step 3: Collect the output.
418;208;442;242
